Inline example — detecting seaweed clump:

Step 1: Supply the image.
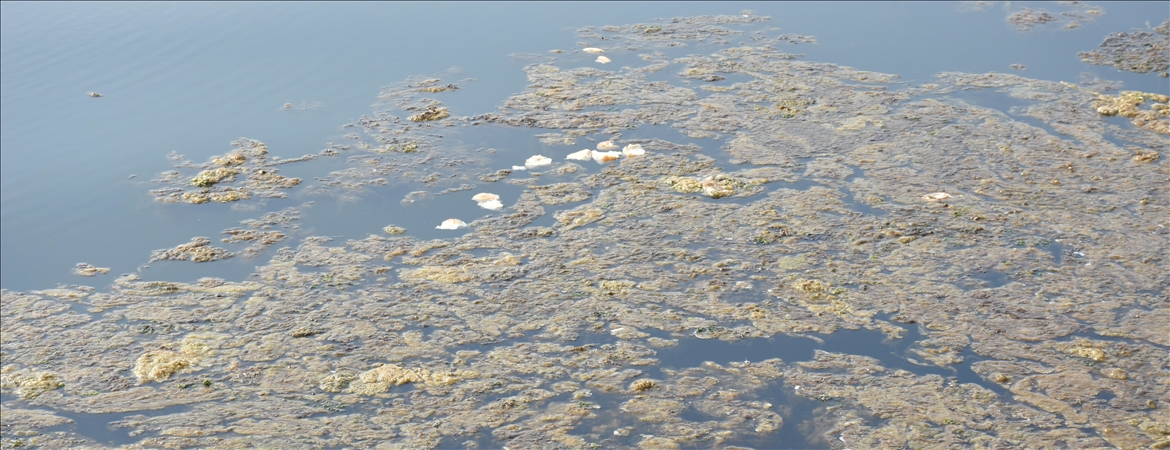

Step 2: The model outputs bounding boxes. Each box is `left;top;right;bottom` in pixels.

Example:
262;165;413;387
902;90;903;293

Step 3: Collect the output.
1079;20;1170;77
71;263;110;277
150;139;305;204
1093;90;1170;134
150;237;233;263
407;105;450;122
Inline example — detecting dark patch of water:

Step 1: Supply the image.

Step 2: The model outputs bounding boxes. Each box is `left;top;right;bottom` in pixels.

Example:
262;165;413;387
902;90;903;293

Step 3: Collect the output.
44;404;191;446
837;186;888;217
1047;240;1066;265
1056;330;1170;350
944;91;1066;141
650;327;981;384
970;270;1011;289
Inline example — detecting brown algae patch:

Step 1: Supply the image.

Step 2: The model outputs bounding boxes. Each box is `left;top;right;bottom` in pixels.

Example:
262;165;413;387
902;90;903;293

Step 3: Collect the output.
407;105;451;122
1079;20;1170;77
71;263;110;277
150;237;233;263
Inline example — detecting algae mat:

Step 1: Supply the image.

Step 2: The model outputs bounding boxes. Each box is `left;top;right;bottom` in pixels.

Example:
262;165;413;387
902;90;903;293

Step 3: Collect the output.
3;13;1168;449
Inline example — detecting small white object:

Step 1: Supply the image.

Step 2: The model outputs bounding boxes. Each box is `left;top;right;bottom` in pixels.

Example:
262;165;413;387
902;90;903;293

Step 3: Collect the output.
622;144;645;157
436;219;467;230
87;92;102;98
922;192;951;202
583;47;604;54
472;193;500;202
566;149;593;161
592;150;621;163
596;56;611;64
512;165;527;171
478;200;504;211
525;155;552;168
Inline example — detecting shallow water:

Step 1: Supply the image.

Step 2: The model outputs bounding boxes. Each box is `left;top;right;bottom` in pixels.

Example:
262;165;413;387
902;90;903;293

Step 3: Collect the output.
3;2;1169;449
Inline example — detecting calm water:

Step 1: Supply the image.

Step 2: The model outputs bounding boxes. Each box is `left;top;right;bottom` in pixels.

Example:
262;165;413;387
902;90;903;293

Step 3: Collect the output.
3;2;1166;292
2;2;1168;447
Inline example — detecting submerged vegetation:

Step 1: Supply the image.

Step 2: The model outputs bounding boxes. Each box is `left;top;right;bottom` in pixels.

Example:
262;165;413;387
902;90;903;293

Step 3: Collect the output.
3;12;1168;450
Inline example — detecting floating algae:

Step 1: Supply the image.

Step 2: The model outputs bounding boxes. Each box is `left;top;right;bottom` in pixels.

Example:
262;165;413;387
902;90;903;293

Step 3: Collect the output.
4;13;1170;450
1079;20;1170;77
150;139;305;205
149;237;233;263
70;263;110;277
407;104;450;122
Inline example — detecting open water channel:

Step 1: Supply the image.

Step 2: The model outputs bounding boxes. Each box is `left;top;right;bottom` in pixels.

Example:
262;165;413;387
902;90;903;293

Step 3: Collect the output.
2;2;1168;449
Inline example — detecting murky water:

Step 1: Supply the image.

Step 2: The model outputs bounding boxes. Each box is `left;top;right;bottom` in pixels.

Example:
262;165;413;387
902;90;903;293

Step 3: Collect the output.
3;2;1169;449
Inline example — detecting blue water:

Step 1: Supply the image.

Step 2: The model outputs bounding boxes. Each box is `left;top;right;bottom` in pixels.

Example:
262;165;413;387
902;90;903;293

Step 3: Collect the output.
3;2;1166;291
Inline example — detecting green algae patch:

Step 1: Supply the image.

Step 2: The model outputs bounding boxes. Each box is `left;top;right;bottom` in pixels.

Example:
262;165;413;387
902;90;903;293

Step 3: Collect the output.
399;266;472;284
407;105;450;122
0;370;65;399
131;350;190;383
348;364;477;395
1092;90;1170;134
151;139;306;205
190;167;238;187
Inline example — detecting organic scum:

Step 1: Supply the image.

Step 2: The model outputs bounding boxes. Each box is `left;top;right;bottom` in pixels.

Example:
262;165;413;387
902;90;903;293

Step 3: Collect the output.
3;12;1168;450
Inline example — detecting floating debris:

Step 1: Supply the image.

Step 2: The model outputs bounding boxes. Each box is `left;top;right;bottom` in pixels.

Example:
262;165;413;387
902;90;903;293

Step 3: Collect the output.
922;192;952;202
477;200;504;211
525;154;553;168
71;263;110;277
583;47;604;54
512;165;527;171
566;149;593;160
383;225;406;235
596;55;612;64
472;193;505;210
596;141;619;151
592;150;621;163
622;143;646;157
87;92;101;98
436;218;468;230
